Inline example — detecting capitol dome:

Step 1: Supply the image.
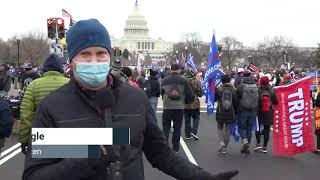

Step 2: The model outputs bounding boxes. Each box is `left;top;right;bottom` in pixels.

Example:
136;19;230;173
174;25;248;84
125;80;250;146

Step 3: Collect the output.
124;0;149;40
112;0;173;54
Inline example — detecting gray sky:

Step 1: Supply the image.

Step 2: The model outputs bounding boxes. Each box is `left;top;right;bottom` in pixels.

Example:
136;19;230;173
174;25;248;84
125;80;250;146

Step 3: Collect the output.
1;0;319;47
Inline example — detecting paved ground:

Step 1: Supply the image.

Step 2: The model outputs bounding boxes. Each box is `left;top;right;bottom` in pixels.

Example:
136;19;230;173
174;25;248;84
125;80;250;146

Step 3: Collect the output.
1;86;319;180
1;111;319;180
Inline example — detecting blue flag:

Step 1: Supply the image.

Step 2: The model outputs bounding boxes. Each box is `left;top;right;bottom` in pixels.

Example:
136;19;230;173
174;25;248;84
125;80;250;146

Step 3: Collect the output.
203;34;224;115
186;53;198;73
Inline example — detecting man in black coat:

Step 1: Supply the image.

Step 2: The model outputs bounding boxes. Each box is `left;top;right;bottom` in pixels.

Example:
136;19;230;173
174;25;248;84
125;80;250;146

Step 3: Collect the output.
161;64;194;152
0;64;11;92
19;63;40;91
0;94;14;156
22;18;238;180
145;68;161;113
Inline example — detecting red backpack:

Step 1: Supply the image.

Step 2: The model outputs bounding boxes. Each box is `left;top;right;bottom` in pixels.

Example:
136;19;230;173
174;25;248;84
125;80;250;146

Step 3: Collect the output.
261;90;271;112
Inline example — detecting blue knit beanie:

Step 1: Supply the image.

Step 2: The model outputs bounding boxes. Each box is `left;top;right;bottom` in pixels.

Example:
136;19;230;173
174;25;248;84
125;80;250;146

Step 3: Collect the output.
66;19;111;61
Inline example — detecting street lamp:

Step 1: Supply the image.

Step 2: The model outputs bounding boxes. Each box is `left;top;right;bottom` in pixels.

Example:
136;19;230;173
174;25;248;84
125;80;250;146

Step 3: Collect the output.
17;39;20;68
184;46;188;63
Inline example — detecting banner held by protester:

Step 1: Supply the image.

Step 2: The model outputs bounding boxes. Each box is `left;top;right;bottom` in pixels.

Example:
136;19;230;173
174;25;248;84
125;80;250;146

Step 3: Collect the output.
273;77;315;156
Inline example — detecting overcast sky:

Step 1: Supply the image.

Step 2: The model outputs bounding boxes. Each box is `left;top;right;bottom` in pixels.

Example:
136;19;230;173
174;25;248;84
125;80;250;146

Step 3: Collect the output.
1;0;319;47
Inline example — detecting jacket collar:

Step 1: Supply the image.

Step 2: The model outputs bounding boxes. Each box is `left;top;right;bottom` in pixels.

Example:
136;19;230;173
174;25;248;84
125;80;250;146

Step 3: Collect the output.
42;71;64;77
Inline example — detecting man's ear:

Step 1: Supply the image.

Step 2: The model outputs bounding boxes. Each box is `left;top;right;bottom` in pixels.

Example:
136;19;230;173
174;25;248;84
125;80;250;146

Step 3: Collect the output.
70;61;76;72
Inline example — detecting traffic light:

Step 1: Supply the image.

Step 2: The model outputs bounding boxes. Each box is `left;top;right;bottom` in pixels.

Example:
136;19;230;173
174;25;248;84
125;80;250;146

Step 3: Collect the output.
47;18;55;39
57;18;65;39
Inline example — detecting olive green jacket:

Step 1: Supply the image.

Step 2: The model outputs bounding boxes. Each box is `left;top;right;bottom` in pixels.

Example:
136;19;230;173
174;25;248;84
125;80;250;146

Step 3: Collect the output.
19;71;69;144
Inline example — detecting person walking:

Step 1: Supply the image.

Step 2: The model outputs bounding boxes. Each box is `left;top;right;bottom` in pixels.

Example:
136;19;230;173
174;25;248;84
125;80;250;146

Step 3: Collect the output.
184;68;203;140
19;54;69;154
236;70;259;155
253;76;278;153
215;75;237;154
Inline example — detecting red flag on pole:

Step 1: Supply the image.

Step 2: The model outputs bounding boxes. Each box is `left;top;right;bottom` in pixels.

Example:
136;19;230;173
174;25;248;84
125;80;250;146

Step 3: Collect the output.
62;9;73;19
273;77;315;156
247;63;260;73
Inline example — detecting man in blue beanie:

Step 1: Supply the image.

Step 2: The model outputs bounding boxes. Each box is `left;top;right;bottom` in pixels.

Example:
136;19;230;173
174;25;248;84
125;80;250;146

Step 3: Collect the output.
23;19;238;180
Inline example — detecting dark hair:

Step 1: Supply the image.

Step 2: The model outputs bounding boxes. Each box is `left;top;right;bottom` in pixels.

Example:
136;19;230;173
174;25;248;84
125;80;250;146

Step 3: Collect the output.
221;75;231;84
149;69;157;76
171;64;180;71
121;67;132;78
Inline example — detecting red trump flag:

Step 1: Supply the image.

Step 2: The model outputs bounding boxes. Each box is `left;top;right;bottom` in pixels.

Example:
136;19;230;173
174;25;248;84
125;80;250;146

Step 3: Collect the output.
273;77;315;156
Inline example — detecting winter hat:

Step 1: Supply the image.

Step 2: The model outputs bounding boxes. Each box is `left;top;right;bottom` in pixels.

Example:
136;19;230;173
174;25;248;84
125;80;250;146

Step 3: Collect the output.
221;75;231;84
66;18;112;61
237;68;244;74
24;62;32;69
243;70;252;77
285;74;292;81
149;68;158;76
111;59;123;70
121;66;132;78
260;76;270;86
43;54;64;73
265;73;272;81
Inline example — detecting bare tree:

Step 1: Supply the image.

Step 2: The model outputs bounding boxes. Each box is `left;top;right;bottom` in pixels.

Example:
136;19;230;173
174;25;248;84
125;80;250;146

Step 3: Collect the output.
19;31;50;66
257;36;294;67
0;38;10;64
311;43;320;67
219;36;244;70
181;32;202;48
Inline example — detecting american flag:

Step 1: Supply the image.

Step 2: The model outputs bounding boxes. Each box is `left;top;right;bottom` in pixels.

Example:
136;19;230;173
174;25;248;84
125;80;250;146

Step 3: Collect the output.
247;63;259;73
62;9;73;19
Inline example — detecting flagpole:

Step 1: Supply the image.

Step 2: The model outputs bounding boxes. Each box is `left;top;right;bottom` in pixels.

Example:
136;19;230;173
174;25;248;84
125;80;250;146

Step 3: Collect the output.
55;18;58;44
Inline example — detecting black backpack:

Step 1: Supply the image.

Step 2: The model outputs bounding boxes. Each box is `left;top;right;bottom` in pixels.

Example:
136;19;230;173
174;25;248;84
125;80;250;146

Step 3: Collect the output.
220;88;233;112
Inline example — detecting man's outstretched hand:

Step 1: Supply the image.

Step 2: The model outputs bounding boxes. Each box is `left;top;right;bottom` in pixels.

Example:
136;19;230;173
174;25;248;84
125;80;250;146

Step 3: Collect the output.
209;170;239;180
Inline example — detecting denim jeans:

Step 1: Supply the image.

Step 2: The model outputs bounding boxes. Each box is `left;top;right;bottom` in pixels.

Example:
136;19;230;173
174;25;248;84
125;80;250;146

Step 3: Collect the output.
148;97;158;113
184;109;200;137
217;122;231;147
238;111;256;143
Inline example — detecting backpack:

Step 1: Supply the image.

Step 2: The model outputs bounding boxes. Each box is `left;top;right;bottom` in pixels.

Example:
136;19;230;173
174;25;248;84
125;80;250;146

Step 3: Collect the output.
241;83;259;110
220;88;233;112
260;90;271;113
167;85;182;100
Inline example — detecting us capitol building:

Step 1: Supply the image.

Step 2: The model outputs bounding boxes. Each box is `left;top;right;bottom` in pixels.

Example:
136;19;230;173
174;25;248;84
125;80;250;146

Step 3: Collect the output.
111;0;173;56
